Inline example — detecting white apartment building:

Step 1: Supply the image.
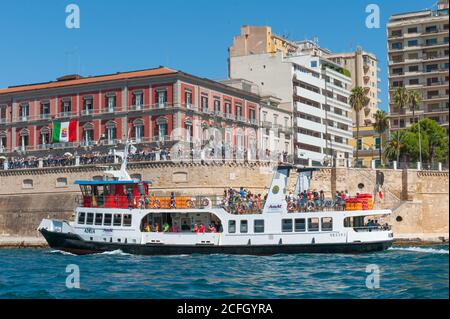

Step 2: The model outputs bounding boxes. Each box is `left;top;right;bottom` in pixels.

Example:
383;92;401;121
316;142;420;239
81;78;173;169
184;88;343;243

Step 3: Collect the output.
220;78;293;160
229;47;353;166
387;0;449;134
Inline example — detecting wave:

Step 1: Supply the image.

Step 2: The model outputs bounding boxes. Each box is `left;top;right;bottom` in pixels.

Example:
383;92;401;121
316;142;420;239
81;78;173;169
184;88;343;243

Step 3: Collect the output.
48;250;77;256
94;249;132;256
388;247;449;255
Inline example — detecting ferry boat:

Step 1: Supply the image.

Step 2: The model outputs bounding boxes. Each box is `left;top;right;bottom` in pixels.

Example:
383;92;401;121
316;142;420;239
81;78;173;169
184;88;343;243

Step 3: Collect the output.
38;143;394;255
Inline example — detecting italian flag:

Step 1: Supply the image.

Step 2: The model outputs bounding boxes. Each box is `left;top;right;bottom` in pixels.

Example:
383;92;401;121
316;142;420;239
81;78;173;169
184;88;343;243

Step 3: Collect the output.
52;120;77;143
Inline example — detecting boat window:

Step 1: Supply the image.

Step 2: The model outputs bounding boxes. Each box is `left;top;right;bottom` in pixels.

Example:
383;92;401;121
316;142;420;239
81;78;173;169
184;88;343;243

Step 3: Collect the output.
77;212;86;224
228;220;236;233
240;220;248;233
113;214;122;226
254;220;265;233
104;213;112;226
123;214;132;227
86;213;94;225
308;218;319;232
95;213;103;225
282;219;293;232
321;217;333;231
294;219;306;232
138;183;145;195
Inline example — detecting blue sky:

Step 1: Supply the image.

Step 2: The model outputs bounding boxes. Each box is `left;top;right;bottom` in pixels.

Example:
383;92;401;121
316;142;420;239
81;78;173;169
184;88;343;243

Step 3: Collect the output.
0;0;436;111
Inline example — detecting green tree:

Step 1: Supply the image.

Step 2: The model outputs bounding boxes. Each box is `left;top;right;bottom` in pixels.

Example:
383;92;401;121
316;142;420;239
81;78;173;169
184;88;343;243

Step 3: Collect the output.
373;110;389;165
384;130;404;163
349;87;369;166
410;118;448;166
393;87;409;163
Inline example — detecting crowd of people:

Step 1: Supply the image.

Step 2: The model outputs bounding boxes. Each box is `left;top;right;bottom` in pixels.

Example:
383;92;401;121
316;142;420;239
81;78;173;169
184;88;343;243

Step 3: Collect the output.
142;220;223;233
1;144;291;170
221;187;265;214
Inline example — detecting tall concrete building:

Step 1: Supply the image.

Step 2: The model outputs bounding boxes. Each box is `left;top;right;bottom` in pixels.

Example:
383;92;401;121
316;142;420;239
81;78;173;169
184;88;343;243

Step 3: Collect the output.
327;48;380;125
327;49;383;168
387;0;449;134
229;32;354;167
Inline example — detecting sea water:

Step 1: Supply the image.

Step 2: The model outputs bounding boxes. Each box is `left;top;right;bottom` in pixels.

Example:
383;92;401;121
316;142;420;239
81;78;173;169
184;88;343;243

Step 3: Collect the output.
0;245;447;299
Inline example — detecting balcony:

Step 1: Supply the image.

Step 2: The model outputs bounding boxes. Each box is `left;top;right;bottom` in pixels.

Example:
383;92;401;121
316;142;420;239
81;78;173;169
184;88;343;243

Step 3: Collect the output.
36;144;52;150
248;118;258;125
213;111;224;118
423;94;449;101
0;118;9;124
225;113;235;121
130;104;144;111
150;135;170;143
80;109;94;116
80;140;96;147
57;111;73;119
236;115;246;122
40;113;51;120
152;102;168;109
262;121;272;129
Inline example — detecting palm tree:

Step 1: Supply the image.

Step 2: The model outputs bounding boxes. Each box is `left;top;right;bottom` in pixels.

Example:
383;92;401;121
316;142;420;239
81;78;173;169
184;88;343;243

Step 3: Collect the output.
384;131;403;163
408;90;422;165
373;110;389;165
393;87;409;164
349;87;370;166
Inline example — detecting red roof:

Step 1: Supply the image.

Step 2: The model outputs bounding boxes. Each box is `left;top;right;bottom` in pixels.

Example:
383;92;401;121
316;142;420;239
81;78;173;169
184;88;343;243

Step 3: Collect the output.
0;67;177;95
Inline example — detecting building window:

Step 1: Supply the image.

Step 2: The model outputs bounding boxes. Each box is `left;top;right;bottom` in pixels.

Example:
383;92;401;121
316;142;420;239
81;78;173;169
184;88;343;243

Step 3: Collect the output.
201;96;208;112
156;90;167;107
214;99;221;114
40;102;50;119
22;179;33;189
407;27;417;33
185;90;192;108
61;99;71;116
225;101;231;116
40;127;50;145
56;177;68;187
19;129;29;151
83;123;94;146
105;121;117;144
409;78;420;85
407;39;418;47
282;219;293;232
425;25;437;33
425;38;438;46
310;61;317;68
392;42;402;50
408;65;419;72
254;220;265;233
106;95;116;112
20;103;29;121
357;139;362;150
156;118;168;142
133;92;143;109
83;97;93;114
375;137;381;150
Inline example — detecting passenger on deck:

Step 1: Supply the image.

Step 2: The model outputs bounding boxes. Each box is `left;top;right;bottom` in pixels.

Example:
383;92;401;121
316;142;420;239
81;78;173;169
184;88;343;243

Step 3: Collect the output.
198;224;206;233
208;224;217;233
181;221;191;231
163;222;170;232
143;223;150;232
171;222;179;232
153;223;159;232
193;224;199;233
170;192;176;208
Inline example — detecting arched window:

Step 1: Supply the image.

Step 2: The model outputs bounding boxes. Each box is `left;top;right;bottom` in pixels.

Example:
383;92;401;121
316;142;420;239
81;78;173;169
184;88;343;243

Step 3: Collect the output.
133;119;144;142
0;130;6;152
105;121;117;144
155;117;168;142
83;122;94;146
40;127;50;146
19;128;29;150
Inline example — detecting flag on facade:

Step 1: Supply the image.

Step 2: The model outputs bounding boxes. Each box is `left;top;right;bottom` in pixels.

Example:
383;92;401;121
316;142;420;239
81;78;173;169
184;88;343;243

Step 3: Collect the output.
52;120;77;143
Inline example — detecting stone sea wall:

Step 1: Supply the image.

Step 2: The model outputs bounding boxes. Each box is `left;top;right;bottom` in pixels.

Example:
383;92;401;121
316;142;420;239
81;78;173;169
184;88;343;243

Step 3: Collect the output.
0;161;448;241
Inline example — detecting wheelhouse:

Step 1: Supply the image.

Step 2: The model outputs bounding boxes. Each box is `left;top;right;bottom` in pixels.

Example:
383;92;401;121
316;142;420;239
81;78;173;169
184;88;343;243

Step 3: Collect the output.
75;180;151;209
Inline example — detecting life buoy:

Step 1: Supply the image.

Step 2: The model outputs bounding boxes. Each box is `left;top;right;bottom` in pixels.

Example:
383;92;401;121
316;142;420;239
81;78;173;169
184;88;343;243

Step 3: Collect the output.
201;197;211;207
186;199;196;208
287;201;297;212
306;200;316;211
152;199;161;209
